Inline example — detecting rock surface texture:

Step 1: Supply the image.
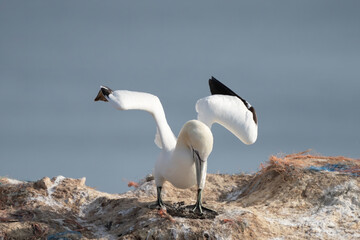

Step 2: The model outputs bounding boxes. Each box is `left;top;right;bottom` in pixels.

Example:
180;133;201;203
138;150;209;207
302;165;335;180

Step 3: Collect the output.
0;152;359;239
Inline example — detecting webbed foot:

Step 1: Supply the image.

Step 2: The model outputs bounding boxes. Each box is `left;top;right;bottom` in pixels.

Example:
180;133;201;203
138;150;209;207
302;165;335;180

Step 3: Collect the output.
148;186;169;210
148;200;166;209
186;189;217;215
189;202;217;215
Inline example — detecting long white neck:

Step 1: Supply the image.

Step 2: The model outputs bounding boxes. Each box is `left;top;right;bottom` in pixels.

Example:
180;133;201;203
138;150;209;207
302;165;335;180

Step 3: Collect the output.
108;90;177;151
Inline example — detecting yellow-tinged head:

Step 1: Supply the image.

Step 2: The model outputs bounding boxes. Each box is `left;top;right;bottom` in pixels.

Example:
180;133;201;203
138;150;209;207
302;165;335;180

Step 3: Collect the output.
177;120;213;161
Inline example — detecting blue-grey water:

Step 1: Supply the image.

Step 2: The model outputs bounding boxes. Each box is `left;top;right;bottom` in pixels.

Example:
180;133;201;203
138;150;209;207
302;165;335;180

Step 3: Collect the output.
1;1;359;193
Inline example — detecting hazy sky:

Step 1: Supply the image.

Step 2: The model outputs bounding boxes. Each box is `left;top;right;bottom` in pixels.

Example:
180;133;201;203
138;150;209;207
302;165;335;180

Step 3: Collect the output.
1;1;359;193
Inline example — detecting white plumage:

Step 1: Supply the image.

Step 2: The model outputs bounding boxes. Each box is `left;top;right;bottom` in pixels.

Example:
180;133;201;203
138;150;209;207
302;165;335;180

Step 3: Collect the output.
94;77;257;213
196;95;257;145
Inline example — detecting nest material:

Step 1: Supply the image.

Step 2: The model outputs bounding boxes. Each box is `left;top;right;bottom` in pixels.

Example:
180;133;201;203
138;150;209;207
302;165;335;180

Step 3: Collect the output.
260;150;360;178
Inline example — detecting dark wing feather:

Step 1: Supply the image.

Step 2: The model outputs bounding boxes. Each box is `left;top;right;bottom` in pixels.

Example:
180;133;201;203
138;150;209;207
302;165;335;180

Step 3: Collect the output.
209;76;239;97
208;76;257;124
94;86;113;102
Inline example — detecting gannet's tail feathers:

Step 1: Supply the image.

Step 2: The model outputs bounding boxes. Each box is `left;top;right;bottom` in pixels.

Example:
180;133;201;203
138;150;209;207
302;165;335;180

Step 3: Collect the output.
94;86;113;102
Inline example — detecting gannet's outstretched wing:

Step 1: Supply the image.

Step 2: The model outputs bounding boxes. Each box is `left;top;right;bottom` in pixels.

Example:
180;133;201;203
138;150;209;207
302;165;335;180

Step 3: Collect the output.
196;77;258;145
95;86;177;151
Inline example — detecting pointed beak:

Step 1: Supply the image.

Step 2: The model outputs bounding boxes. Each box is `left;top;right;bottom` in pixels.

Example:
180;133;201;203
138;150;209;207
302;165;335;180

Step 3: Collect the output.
193;148;208;189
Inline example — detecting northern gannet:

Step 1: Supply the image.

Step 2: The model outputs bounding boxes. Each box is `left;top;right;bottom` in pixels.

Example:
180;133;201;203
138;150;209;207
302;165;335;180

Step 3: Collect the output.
94;77;258;213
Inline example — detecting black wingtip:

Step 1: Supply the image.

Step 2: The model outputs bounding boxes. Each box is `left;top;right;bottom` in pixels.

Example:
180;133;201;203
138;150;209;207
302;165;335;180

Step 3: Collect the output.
208;77;258;125
249;106;258;125
94;86;113;102
208;76;238;97
101;86;113;97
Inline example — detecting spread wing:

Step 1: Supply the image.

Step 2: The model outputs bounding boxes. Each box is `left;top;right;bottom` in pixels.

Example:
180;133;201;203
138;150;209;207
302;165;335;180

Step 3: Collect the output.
196;77;258;145
95;86;177;151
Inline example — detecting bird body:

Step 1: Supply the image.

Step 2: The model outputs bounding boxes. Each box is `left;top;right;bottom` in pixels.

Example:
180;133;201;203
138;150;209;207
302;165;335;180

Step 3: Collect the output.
94;77;257;213
155;120;213;190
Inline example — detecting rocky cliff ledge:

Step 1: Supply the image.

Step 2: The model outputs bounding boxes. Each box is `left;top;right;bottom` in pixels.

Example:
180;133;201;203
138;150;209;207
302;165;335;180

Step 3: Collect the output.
0;151;359;239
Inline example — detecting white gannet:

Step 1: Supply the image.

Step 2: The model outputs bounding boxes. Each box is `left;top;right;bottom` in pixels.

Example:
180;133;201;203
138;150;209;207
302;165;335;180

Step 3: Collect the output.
94;77;258;214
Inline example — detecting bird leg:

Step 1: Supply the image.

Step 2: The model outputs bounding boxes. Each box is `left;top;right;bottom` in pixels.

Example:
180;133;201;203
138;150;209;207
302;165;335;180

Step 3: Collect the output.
191;188;217;214
149;186;166;209
190;149;217;214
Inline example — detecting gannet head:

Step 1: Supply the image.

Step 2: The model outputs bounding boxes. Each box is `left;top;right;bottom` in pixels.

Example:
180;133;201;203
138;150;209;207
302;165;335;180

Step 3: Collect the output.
178;120;214;161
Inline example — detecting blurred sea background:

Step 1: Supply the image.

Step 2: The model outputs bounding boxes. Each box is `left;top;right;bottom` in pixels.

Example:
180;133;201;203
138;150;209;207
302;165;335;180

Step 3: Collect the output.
1;1;359;193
